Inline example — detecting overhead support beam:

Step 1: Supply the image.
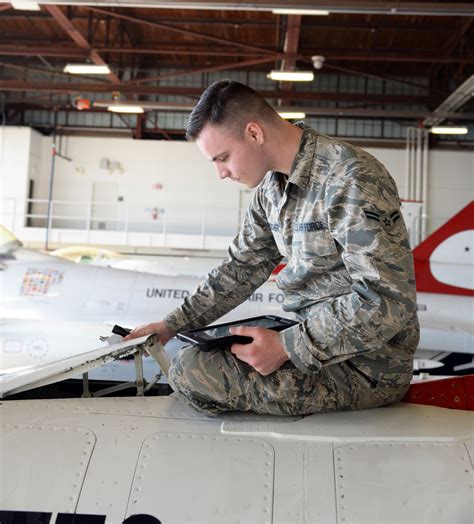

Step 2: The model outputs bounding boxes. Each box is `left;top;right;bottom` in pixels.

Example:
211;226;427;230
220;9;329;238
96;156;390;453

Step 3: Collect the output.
0;44;89;58
30;1;474;17
309;53;474;64
0;80;442;105
125;56;278;85
12;100;474;122
1;43;471;65
88;100;474;121
280;15;302;97
0;13;466;32
281;15;301;72
43;4;121;84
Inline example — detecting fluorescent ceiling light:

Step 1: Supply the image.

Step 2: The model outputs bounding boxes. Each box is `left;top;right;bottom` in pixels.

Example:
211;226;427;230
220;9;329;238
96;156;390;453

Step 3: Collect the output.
278;112;306;120
11;2;40;10
430;126;468;135
64;63;111;75
272;9;330;16
268;70;314;82
108;105;145;114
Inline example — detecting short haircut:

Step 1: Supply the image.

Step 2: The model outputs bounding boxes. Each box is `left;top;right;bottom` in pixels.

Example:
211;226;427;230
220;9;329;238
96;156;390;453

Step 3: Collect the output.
185;80;279;141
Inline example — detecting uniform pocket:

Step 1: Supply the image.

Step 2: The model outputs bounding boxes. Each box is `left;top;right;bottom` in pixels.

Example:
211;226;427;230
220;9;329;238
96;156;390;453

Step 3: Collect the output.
294;229;338;259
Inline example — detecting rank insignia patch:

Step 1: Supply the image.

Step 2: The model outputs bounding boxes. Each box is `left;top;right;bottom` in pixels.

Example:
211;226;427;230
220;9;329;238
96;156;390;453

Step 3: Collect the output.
364;209;401;230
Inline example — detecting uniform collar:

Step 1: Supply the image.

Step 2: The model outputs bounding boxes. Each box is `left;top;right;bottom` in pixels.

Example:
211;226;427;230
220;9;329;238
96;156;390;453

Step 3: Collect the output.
271;123;317;191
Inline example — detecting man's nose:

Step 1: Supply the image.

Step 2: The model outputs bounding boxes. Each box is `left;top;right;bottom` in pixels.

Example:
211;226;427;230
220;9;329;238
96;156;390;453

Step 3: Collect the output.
217;166;230;180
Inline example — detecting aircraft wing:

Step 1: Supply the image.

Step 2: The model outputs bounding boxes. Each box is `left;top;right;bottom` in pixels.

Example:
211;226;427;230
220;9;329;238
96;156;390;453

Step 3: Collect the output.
0;335;157;398
1;395;472;522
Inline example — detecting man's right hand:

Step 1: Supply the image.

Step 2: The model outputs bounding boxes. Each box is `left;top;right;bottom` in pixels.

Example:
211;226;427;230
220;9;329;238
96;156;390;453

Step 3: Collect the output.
123;321;175;346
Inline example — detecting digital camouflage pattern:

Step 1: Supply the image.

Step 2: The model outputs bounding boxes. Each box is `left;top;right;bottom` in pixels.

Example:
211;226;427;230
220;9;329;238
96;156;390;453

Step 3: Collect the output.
164;125;419;415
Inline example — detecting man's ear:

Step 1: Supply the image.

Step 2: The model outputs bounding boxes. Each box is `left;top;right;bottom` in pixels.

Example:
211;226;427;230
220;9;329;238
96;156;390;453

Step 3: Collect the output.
245;122;264;145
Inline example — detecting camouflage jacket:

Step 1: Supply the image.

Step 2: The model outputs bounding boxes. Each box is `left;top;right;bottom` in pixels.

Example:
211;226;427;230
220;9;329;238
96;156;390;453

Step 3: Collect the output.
164;126;419;376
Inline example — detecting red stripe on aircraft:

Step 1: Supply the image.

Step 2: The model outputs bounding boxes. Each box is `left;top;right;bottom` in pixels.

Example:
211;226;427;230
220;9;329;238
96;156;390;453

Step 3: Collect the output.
413;201;474;296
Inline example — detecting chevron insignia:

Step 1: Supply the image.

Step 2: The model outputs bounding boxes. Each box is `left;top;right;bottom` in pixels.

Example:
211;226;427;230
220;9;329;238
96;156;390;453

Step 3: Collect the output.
363;209;401;229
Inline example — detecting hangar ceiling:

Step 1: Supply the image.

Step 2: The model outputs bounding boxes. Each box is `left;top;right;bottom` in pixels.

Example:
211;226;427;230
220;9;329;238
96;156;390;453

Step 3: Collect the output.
0;1;473;142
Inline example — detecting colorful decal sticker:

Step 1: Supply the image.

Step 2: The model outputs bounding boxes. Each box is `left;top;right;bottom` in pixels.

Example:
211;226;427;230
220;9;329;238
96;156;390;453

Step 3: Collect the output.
20;268;64;296
26;336;49;360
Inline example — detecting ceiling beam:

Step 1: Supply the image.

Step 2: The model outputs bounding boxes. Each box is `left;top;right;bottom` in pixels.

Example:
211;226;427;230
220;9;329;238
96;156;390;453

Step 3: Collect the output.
281;15;301;72
0;12;465;32
125;56;278;85
1;43;472;64
0;80;442;105
29;1;474;17
43;4;121;84
280;15;302;96
302;53;474;63
9;100;474;121
0;44;89;58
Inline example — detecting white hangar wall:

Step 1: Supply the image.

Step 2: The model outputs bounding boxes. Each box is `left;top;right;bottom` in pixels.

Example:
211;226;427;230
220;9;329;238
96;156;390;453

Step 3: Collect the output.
34;133;241;237
1;126;472;250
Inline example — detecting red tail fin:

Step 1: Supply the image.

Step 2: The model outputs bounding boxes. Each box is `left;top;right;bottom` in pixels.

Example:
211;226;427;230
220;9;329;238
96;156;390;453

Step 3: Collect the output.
413;201;474;296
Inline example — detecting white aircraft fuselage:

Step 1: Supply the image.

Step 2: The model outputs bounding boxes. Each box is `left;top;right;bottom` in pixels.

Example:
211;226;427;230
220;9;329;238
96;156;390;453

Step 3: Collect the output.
2;200;473;377
0;249;286;372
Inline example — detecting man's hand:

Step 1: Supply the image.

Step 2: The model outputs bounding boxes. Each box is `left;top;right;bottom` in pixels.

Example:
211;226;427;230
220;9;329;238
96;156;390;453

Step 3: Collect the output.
229;326;289;375
123;320;175;346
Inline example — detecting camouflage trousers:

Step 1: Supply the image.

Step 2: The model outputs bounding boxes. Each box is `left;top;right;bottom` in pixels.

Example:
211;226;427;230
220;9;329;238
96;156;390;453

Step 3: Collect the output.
168;346;411;416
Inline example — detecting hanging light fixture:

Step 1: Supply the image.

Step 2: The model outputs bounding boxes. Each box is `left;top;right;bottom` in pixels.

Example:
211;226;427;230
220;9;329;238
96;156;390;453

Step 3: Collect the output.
64;64;111;75
272;9;329;16
267;70;314;82
108;105;145;114
429;126;468;135
278;112;306;120
11;2;40;10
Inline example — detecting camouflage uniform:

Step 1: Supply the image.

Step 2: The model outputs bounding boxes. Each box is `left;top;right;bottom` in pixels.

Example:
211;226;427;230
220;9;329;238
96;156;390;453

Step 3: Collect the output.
164;126;419;415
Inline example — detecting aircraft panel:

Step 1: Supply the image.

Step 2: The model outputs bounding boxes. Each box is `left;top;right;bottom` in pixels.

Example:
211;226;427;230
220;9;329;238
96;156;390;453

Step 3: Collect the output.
3;396;213;421
0;335;153;397
272;440;338;523
125;433;274;522
0;424;95;512
222;403;474;440
334;441;473;523
304;442;338;523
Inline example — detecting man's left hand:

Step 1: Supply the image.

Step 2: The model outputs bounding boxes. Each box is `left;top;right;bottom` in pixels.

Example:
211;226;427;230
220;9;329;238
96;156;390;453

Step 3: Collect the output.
229;326;289;375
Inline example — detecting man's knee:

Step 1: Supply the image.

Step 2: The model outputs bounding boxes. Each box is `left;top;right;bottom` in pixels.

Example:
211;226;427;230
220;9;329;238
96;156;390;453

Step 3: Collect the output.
168;346;200;395
168;347;245;406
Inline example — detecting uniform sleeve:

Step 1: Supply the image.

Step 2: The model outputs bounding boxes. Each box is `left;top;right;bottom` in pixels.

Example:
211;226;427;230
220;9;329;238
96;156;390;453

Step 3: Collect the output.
164;187;283;333
279;158;418;373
